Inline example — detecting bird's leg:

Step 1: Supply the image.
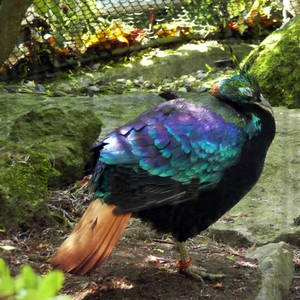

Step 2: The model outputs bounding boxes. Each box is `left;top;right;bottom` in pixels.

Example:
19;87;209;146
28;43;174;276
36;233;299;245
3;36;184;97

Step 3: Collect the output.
176;241;225;281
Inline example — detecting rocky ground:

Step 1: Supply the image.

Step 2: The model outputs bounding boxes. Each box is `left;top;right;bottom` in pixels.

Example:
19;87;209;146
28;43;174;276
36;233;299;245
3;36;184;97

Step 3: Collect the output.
0;189;297;299
0;216;263;300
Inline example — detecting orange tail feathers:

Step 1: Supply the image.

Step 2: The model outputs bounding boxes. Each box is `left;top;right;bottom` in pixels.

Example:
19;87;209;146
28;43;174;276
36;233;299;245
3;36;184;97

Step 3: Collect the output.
49;199;132;275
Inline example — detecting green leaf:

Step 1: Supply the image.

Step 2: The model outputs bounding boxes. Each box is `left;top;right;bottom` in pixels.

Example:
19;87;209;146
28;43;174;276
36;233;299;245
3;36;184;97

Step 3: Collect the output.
0;259;70;299
36;271;65;299
65;0;77;11
19;266;38;290
0;259;15;297
226;255;235;261
0;258;10;278
48;0;65;24
16;289;38;300
33;0;49;15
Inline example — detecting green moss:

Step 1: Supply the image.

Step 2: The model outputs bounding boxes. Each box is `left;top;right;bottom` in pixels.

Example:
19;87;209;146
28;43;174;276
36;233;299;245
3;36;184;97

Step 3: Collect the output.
0;141;55;230
8;106;102;187
40;139;86;187
244;16;300;108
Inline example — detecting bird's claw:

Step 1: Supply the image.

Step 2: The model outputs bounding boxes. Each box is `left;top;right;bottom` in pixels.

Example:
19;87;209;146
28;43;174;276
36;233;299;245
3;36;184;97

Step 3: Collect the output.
180;264;225;282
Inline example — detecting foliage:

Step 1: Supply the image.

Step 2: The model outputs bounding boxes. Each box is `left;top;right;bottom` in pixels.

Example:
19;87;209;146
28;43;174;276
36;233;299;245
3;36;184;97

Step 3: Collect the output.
184;0;253;26
0;0;283;80
83;20;147;52
0;258;70;300
29;0;281;52
183;0;282;33
32;0;105;48
15;1;147;68
154;21;193;37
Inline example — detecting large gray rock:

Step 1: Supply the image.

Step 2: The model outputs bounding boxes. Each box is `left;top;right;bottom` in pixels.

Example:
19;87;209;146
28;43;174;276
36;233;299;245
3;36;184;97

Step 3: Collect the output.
0;94;102;229
0;92;163;229
0;92;163;138
246;242;294;300
8;106;101;187
0;92;163;186
209;107;300;246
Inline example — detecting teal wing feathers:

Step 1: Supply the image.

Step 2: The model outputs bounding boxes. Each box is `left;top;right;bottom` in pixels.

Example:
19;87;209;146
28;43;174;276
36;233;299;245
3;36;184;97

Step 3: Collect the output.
93;99;246;211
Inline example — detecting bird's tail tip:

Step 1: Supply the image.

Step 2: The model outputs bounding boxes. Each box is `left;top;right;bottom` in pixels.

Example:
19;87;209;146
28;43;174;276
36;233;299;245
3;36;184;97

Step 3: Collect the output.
49;199;132;275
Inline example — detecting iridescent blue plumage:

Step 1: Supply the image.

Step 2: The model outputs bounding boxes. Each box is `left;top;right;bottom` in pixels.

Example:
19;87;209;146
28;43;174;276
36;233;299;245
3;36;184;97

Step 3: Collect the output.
99;100;245;187
91;73;275;242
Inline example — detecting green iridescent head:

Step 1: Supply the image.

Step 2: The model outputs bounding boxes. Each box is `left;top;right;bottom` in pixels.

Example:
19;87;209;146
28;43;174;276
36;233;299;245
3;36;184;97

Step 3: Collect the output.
211;73;273;114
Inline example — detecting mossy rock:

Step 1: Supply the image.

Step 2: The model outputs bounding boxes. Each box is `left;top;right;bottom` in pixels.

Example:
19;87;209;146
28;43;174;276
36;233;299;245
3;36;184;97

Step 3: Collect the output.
245;16;300;108
0;140;56;230
8;106;102;187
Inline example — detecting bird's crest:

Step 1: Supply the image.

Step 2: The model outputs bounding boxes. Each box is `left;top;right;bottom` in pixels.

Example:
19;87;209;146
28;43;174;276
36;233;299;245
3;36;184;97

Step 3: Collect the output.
228;44;262;98
210;45;263;105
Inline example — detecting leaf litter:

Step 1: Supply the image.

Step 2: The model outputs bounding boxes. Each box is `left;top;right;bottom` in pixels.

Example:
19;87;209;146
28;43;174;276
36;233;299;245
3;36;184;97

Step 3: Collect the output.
2;179;298;299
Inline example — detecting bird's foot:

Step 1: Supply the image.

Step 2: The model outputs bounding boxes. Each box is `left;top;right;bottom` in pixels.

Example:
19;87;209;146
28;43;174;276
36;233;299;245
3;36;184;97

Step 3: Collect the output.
176;242;225;282
180;264;225;282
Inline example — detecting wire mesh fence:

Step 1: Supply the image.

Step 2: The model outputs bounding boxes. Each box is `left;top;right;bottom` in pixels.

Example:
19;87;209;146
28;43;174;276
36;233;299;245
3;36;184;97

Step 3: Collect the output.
0;0;283;80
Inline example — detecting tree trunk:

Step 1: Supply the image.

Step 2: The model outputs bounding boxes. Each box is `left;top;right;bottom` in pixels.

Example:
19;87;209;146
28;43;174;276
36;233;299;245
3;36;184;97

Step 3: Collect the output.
0;0;33;66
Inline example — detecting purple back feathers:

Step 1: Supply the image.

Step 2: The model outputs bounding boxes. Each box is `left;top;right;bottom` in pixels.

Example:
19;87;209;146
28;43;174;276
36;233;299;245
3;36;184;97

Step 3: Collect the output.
99;99;245;186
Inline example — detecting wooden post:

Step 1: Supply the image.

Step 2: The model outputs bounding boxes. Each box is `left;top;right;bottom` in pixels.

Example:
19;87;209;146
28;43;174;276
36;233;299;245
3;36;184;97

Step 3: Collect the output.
0;0;33;66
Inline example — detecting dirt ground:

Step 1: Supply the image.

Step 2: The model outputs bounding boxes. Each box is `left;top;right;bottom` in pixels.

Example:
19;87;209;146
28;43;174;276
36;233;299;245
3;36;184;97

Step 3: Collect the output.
1;187;299;299
0;218;261;300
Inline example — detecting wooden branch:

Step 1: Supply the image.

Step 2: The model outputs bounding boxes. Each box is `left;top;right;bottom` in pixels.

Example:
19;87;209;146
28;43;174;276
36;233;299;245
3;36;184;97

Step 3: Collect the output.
0;0;33;66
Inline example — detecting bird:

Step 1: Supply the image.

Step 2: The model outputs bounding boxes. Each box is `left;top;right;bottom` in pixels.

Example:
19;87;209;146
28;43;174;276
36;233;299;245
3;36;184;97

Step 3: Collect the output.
49;72;275;281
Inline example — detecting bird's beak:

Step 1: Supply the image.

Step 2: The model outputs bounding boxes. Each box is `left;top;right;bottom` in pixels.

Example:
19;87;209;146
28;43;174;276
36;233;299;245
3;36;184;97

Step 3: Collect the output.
258;95;274;116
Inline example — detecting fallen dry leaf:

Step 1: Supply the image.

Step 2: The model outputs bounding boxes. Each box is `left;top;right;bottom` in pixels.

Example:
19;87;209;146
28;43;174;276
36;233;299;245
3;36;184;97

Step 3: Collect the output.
0;245;16;251
211;282;224;289
77;175;91;187
145;255;168;264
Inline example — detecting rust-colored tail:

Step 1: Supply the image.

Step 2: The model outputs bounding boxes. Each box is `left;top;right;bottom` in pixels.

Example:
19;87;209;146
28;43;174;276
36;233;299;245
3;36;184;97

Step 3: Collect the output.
49;199;132;275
